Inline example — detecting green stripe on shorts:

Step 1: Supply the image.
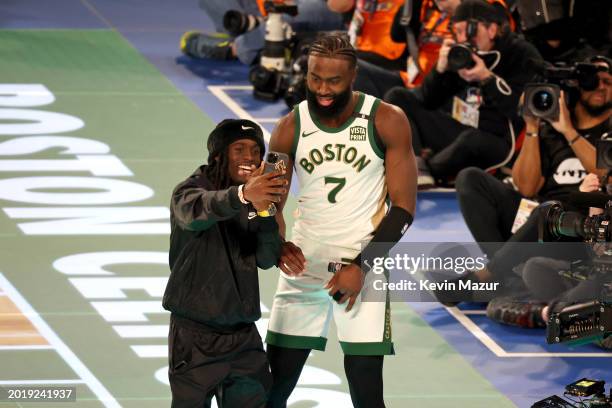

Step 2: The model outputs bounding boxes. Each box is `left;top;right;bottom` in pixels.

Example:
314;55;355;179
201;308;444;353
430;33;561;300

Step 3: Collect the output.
266;331;327;351
339;341;395;355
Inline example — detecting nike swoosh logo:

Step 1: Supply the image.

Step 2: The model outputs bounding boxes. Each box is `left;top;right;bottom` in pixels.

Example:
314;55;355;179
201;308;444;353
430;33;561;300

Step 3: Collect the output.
248;212;257;220
242;125;253;130
302;130;318;138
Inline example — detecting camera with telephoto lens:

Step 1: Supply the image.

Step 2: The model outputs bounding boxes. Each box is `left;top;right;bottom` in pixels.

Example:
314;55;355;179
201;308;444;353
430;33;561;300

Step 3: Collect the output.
523;62;601;121
447;42;477;71
223;2;313;108
223;1;299;102
539;199;612;244
539;136;612;245
223;10;265;37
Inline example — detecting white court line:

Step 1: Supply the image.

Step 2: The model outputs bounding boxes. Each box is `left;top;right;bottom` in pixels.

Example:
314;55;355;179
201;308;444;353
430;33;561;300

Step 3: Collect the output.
208;85;272;143
113;325;167;338
0;273;121;408
130;345;167;358
0;380;84;385
445;306;612;358
0;345;53;350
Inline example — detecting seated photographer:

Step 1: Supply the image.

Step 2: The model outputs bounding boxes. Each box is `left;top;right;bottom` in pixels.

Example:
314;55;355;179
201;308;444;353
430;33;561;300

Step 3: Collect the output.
486;174;612;331
182;0;344;65
354;0;514;99
515;0;611;65
434;57;612;305
351;0;461;99
456;56;612;253
385;0;539;187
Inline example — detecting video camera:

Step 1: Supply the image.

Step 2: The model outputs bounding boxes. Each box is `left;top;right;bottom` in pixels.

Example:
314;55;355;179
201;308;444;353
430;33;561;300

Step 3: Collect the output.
222;1;307;106
532;377;612;407
539;129;612;245
523;62;602;121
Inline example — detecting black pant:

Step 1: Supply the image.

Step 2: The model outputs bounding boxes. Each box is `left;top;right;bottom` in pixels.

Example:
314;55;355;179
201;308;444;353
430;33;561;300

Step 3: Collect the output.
455;167;523;249
168;315;271;408
455;167;589;287
521;257;609;306
354;59;405;100
384;88;511;179
266;344;385;408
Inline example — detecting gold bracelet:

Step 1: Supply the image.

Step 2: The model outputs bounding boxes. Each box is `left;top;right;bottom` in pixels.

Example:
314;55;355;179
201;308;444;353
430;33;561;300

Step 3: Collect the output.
257;209;272;217
525;131;538;138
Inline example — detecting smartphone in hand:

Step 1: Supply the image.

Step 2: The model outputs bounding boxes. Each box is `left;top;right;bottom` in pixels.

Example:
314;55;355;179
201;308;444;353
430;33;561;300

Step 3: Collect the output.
264;151;289;176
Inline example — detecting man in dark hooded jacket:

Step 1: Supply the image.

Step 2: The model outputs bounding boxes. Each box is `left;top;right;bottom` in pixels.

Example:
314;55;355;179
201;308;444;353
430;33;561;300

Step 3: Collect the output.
163;119;286;407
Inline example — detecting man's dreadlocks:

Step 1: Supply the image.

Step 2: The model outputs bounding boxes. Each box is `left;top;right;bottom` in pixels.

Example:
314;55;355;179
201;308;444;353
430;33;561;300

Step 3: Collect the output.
308;32;357;68
205;150;232;190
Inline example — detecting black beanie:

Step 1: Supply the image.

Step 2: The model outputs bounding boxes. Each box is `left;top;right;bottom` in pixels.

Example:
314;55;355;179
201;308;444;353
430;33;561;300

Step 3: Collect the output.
452;0;502;24
207;119;265;163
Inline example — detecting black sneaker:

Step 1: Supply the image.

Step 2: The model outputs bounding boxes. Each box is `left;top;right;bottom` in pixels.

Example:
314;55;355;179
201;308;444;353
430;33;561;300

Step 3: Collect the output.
180;31;235;60
486;297;546;328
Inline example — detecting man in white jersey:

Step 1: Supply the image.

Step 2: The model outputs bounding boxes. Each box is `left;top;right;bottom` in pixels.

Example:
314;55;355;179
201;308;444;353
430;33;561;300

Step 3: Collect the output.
265;33;417;407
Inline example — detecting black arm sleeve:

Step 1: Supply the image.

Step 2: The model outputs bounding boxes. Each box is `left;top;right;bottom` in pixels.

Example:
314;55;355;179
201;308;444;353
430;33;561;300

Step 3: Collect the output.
353;206;414;273
171;177;242;231
255;217;282;269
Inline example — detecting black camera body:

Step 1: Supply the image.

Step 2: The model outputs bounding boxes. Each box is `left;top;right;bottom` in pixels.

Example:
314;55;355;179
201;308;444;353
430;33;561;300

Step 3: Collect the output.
523;62;601;121
447;42;477;72
223;1;303;104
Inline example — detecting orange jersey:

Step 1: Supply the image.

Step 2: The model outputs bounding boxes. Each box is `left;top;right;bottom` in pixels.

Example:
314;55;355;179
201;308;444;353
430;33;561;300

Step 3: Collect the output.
350;0;407;61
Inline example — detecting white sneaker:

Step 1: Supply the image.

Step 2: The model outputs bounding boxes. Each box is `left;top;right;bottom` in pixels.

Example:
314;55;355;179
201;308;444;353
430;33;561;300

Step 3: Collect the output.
416;157;435;189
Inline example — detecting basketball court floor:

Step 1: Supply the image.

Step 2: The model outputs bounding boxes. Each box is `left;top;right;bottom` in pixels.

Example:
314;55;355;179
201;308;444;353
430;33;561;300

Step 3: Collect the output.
0;1;609;407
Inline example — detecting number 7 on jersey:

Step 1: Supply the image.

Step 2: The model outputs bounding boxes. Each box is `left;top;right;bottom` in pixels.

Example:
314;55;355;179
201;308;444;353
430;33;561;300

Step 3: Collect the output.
324;176;346;203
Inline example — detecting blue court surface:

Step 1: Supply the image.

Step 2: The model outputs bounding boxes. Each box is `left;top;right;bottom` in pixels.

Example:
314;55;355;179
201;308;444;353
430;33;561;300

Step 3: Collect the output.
0;1;609;407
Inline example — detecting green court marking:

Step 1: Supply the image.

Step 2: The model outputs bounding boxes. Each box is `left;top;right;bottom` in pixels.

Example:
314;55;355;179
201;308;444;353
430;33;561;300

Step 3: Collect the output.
0;29;515;407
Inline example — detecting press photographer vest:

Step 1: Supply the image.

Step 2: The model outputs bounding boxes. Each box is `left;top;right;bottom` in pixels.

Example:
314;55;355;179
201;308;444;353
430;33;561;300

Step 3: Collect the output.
349;0;407;61
290;92;387;250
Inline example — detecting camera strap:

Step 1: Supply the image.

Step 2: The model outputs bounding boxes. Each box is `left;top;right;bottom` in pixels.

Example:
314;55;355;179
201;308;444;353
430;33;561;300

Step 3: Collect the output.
401;0;422;74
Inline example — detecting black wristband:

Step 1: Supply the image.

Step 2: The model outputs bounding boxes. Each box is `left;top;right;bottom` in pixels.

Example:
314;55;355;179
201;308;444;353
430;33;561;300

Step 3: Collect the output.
352;206;414;274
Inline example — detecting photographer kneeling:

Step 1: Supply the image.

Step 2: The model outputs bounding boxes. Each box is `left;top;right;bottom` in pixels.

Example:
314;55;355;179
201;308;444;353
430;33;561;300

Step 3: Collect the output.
385;0;541;185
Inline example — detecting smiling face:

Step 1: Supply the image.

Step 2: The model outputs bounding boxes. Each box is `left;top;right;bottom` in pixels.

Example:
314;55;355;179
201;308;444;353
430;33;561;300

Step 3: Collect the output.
226;138;262;184
305;54;356;119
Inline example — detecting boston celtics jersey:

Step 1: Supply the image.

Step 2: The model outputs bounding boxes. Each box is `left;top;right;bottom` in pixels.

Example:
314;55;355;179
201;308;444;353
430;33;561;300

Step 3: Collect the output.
291;92;387;251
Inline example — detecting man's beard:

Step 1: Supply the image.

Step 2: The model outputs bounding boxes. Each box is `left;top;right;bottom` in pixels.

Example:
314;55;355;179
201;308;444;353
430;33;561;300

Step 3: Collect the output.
306;86;353;120
579;95;612;117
